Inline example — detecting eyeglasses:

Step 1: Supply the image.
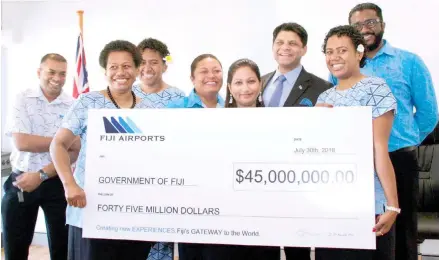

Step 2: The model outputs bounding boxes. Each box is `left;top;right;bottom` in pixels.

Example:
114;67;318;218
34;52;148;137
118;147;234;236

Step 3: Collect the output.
351;19;381;31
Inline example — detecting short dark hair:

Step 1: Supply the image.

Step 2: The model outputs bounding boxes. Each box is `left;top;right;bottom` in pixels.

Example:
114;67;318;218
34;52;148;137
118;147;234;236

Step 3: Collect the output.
272;22;308;47
226;58;263;108
99;40;142;69
190;54;222;77
40;53;67;64
322;25;368;68
349;3;383;22
137;38;170;60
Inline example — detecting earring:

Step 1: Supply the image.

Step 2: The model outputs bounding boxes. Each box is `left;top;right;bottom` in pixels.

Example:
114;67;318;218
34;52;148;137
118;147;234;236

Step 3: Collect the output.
258;92;262;103
229;94;233;104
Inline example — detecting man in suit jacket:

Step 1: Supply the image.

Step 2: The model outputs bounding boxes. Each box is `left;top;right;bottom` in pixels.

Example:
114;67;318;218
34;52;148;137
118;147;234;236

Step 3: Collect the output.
262;67;331;107
262;22;332;109
262;22;332;260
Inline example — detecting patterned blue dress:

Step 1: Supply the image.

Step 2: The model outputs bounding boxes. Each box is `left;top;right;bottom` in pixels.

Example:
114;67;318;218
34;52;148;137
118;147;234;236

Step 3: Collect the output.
132;84;185;260
317;76;397;215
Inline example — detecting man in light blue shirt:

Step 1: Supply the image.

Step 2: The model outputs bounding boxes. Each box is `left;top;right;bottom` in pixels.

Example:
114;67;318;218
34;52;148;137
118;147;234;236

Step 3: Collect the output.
330;3;438;260
262;64;302;106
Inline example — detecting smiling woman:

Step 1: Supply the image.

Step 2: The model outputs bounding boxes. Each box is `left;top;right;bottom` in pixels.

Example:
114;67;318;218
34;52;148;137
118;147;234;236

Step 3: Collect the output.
167;53;224;109
226;58;263;108
224;59;280;260
165;54;226;260
315;25;399;260
322;26;367;81
132;38;185;108
98;41;143;103
49;40;157;260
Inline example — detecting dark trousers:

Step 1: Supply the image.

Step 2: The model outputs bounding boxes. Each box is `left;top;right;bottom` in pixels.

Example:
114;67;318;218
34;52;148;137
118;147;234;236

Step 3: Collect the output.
315;225;395;260
390;148;419;260
232;245;280;260
284;247;310;260
1;174;68;260
179;243;279;260
68;225;153;260
178;243;233;260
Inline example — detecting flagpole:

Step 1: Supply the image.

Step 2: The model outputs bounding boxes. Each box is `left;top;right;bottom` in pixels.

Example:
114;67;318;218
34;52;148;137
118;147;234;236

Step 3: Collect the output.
77;10;84;36
73;9;89;98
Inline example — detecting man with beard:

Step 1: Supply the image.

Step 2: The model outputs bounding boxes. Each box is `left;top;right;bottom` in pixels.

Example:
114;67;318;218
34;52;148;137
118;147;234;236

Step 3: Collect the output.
2;53;80;260
329;3;438;260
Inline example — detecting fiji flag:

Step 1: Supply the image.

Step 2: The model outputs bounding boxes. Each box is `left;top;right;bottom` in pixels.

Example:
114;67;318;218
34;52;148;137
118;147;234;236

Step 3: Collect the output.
72;32;89;98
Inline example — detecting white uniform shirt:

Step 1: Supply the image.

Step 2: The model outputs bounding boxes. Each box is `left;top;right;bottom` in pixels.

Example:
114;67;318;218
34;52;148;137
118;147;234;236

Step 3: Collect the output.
5;87;74;172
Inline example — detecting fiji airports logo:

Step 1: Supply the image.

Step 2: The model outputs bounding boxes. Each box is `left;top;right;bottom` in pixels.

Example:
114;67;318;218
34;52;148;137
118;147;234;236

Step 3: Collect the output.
103;116;142;134
101;116;165;142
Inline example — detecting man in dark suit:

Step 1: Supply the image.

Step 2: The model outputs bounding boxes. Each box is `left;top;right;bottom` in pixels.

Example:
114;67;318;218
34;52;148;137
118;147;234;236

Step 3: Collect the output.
262;22;332;109
262;22;332;260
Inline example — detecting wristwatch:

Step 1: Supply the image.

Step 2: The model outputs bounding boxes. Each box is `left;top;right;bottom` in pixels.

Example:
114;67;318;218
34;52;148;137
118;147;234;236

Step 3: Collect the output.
385;205;401;214
38;169;49;182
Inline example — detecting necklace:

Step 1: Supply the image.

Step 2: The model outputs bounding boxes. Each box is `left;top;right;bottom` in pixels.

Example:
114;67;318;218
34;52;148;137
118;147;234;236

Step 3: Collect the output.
107;86;136;109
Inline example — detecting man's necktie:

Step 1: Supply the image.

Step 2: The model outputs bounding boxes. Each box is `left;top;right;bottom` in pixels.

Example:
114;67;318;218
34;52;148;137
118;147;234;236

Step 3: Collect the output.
268;75;286;107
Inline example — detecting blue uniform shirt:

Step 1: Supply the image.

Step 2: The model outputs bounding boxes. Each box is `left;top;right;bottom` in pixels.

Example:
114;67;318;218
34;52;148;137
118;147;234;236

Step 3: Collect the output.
61;91;155;228
329;40;438;152
166;89;224;108
132;84;185;108
318;76;397;214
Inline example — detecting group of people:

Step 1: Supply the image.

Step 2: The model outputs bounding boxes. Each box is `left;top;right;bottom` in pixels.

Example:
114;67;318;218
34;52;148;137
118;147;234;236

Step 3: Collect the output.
2;2;438;260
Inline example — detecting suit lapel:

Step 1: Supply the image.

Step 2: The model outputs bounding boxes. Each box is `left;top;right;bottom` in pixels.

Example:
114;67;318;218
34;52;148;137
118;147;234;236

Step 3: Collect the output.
261;71;276;94
283;68;312;107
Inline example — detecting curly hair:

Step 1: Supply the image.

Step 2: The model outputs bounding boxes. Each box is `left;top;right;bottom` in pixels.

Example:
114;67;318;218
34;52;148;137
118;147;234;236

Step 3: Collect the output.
225;58;263;108
322;25;368;68
99;40;142;69
137;38;170;60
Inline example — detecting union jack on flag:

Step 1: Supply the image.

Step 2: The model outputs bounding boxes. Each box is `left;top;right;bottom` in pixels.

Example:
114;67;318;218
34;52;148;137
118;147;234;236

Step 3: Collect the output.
72;32;89;98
